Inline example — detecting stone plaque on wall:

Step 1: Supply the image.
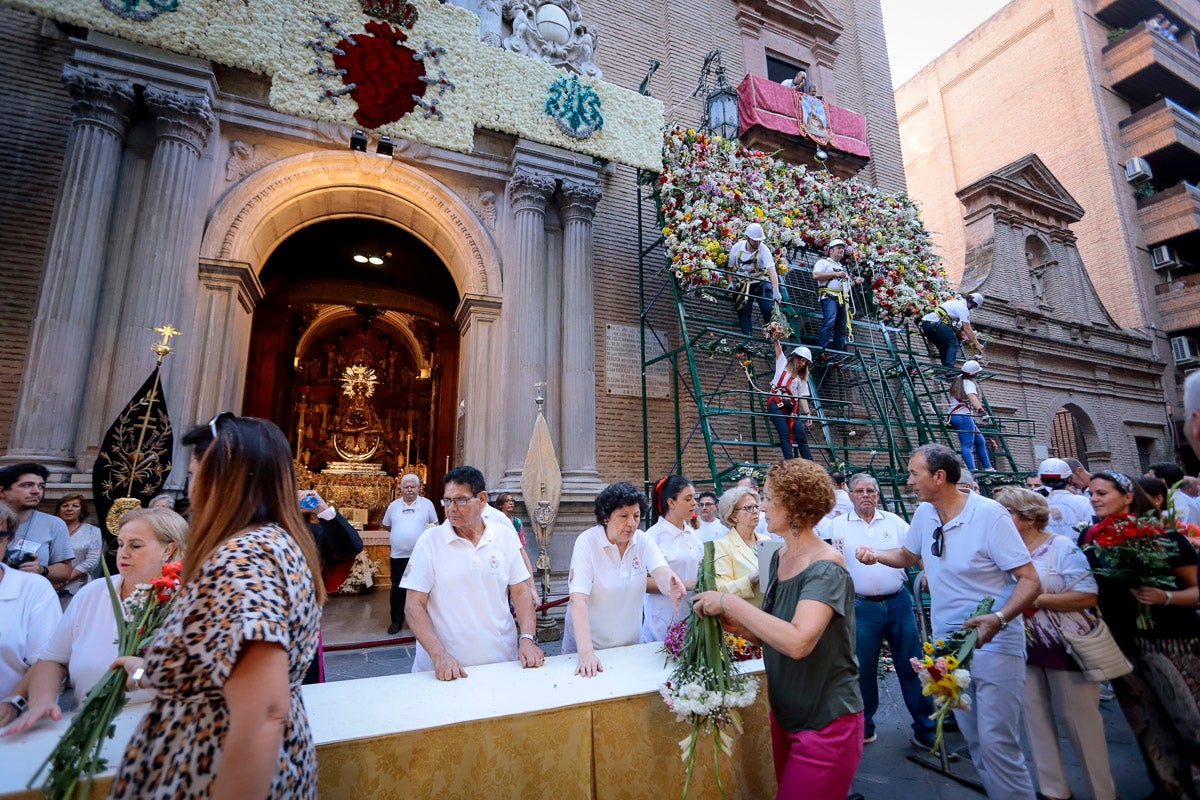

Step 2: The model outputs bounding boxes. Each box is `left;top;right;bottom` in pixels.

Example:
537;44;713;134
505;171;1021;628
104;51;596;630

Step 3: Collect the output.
605;323;670;399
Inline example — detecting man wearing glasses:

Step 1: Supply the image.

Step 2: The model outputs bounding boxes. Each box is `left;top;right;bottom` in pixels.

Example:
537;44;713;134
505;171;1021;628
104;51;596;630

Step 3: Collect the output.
0;463;73;583
694;491;725;542
829;473;938;752
854;444;1040;799
401;465;543;680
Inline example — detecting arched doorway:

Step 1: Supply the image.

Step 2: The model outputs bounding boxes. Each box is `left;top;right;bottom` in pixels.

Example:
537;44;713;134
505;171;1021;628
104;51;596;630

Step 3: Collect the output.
1050;403;1096;467
243;218;459;492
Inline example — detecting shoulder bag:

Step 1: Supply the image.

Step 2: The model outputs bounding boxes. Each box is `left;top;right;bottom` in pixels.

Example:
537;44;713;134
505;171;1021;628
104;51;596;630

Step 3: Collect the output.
1041;539;1133;681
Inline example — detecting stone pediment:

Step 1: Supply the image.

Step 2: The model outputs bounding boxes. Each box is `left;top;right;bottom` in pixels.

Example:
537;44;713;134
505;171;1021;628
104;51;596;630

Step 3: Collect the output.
955;154;1120;332
735;0;844;44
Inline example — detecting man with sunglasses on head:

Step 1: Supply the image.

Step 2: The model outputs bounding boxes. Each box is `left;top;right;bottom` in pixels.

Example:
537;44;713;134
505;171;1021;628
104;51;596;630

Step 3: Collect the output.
401;465;543;680
0;464;73;584
854;444;1040;800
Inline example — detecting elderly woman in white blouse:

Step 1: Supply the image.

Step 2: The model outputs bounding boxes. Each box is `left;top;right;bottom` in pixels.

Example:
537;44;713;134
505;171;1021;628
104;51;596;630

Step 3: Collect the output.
1;508;187;734
713;485;770;607
55;494;103;598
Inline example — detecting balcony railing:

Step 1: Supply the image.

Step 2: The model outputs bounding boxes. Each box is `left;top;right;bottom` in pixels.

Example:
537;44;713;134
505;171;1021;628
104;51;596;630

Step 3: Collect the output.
1095;0;1200;39
1154;269;1200;332
1120;99;1200;186
1138;181;1200;246
1103;23;1200;107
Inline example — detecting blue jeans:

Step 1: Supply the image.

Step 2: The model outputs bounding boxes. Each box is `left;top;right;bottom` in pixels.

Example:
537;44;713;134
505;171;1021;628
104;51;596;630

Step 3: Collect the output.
855;590;936;738
817;295;847;351
733;281;774;337
767;398;812;460
920;320;958;367
950;414;991;470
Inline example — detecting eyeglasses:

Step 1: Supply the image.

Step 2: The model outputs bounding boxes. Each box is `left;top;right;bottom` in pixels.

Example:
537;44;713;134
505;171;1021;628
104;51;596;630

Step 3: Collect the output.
208;410;235;440
931;525;945;558
698;501;717;507
440;495;479;508
735;504;759;513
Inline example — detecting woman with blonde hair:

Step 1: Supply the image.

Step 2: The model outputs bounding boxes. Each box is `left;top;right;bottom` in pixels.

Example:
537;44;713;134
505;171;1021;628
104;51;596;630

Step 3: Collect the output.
713;485;769;607
108;414;326;799
692;459;863;799
993;487;1115;800
2;507;188;733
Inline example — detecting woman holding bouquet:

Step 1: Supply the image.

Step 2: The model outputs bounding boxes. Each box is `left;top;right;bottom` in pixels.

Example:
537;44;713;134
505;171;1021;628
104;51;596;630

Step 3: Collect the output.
1;507;187;734
1080;470;1200;799
994;487;1115;800
109;415;326;799
692;459;862;800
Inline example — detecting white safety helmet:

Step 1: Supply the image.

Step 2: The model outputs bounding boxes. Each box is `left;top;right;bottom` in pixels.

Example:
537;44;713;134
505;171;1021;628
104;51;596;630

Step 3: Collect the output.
961;360;982;376
790;346;813;362
968;292;984;307
827;238;848;250
745;223;765;242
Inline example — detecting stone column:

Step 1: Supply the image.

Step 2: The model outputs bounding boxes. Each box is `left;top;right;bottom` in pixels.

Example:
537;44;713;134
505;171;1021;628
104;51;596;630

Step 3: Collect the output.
186;259;264;428
500;169;555;486
107;86;214;487
455;294;503;481
558;180;603;496
4;66;134;468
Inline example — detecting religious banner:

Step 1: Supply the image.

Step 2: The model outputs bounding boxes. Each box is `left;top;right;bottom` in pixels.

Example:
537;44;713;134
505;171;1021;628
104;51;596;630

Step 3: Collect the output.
794;93;831;146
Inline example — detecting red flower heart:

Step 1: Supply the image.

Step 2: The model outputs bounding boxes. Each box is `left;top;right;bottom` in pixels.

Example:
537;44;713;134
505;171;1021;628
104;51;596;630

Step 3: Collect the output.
333;20;427;129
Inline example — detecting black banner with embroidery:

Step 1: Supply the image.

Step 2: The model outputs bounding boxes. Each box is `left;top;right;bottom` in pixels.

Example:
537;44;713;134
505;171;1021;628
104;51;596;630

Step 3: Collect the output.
91;366;173;536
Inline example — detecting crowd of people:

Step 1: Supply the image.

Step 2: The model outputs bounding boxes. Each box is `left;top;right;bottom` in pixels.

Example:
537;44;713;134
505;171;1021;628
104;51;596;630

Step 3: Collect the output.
3;381;1200;799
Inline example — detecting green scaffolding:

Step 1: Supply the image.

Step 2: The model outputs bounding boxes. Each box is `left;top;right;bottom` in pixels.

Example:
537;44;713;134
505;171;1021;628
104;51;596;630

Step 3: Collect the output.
636;169;1035;512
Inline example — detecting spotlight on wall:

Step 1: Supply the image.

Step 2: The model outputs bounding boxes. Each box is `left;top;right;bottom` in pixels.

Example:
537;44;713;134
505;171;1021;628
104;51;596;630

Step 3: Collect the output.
814;147;828;163
349;129;368;152
353;254;369;263
368;256;384;265
376;136;395;158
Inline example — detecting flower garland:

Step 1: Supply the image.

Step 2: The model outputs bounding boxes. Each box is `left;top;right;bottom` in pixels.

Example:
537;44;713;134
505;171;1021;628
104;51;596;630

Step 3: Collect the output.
659;126;953;325
8;0;664;169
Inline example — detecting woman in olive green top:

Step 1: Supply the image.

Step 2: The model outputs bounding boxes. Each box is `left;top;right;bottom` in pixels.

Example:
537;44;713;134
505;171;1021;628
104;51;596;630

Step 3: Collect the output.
693;459;863;800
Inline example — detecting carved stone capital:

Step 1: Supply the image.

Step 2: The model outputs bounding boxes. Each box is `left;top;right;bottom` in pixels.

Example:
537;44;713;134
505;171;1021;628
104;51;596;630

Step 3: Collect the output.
507;169;555;214
559;179;602;222
145;86;216;154
61;65;135;138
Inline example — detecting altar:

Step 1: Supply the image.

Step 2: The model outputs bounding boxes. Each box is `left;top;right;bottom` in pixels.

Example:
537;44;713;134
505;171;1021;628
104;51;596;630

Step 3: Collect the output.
0;644;774;799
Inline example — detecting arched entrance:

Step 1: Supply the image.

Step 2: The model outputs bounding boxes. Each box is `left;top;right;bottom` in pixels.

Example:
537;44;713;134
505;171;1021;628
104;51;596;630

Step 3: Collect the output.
1050;403;1097;467
242;218;460;488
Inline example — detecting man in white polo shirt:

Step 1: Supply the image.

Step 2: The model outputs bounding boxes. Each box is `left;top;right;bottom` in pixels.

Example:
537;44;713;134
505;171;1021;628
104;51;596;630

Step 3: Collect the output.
829;473;937;752
381;473;439;635
402;465;543;680
856;444;1040;799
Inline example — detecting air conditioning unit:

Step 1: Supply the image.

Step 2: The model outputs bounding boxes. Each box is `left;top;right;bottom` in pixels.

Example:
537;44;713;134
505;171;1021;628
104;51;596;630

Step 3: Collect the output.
1153;244;1181;270
1125;157;1153;184
1170;336;1200;365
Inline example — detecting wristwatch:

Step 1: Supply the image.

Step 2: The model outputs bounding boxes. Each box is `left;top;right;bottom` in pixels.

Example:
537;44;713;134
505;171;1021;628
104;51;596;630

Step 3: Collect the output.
2;695;28;714
39;565;48;578
519;633;538;645
993;611;1008;630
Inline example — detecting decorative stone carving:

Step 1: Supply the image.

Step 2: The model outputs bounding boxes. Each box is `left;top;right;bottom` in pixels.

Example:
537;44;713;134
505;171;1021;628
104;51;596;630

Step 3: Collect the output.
478;0;504;46
145;86;216;153
224;140;277;182
502;0;602;79
61;66;135;136
460;187;498;230
1030;263;1046;304
506;169;555;213
559;179;601;221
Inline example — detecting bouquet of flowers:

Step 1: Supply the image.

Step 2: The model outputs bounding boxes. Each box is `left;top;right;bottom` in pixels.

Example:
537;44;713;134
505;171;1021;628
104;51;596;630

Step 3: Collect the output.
663;619;762;663
1083;513;1179;630
911;596;993;755
659;542;759;799
334;551;380;594
29;560;183;800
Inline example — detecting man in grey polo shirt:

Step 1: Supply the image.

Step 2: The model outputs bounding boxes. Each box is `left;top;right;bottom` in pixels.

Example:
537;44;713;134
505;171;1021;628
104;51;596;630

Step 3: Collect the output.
0;463;72;583
855;444;1040;799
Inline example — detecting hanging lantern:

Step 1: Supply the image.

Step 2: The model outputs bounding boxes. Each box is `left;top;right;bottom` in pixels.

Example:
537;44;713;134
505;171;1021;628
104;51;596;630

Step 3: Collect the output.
697;49;739;141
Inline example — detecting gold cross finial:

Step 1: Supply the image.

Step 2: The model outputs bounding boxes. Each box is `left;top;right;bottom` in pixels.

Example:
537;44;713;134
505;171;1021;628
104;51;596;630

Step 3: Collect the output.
151;324;181;359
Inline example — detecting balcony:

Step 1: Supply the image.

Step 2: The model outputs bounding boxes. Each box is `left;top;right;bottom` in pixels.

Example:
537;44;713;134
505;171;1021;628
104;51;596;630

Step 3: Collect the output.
1138;182;1200;246
1095;0;1200;38
1103;23;1200;108
1120;99;1200;186
736;74;870;179
1154;270;1200;332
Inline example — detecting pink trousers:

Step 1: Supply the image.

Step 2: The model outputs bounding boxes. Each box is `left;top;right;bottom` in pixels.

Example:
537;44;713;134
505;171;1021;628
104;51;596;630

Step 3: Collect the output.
770;710;864;800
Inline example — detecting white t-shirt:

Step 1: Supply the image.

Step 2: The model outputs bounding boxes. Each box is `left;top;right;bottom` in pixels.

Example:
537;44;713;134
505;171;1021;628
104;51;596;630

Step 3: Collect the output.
922;297;970;326
641;518;703;643
563;525;668;653
769;353;810;401
901;493;1032;657
812;256;846;292
727;240;774;281
946;379;978;416
830;509;910;596
400;517;530;672
1045;489;1093;539
0;563;62;697
695;518;728;543
40;576;153;703
382;495;440;559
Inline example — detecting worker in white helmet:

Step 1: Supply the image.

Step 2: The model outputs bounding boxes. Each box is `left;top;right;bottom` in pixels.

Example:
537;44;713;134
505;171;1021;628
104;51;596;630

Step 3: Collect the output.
726;221;782;340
